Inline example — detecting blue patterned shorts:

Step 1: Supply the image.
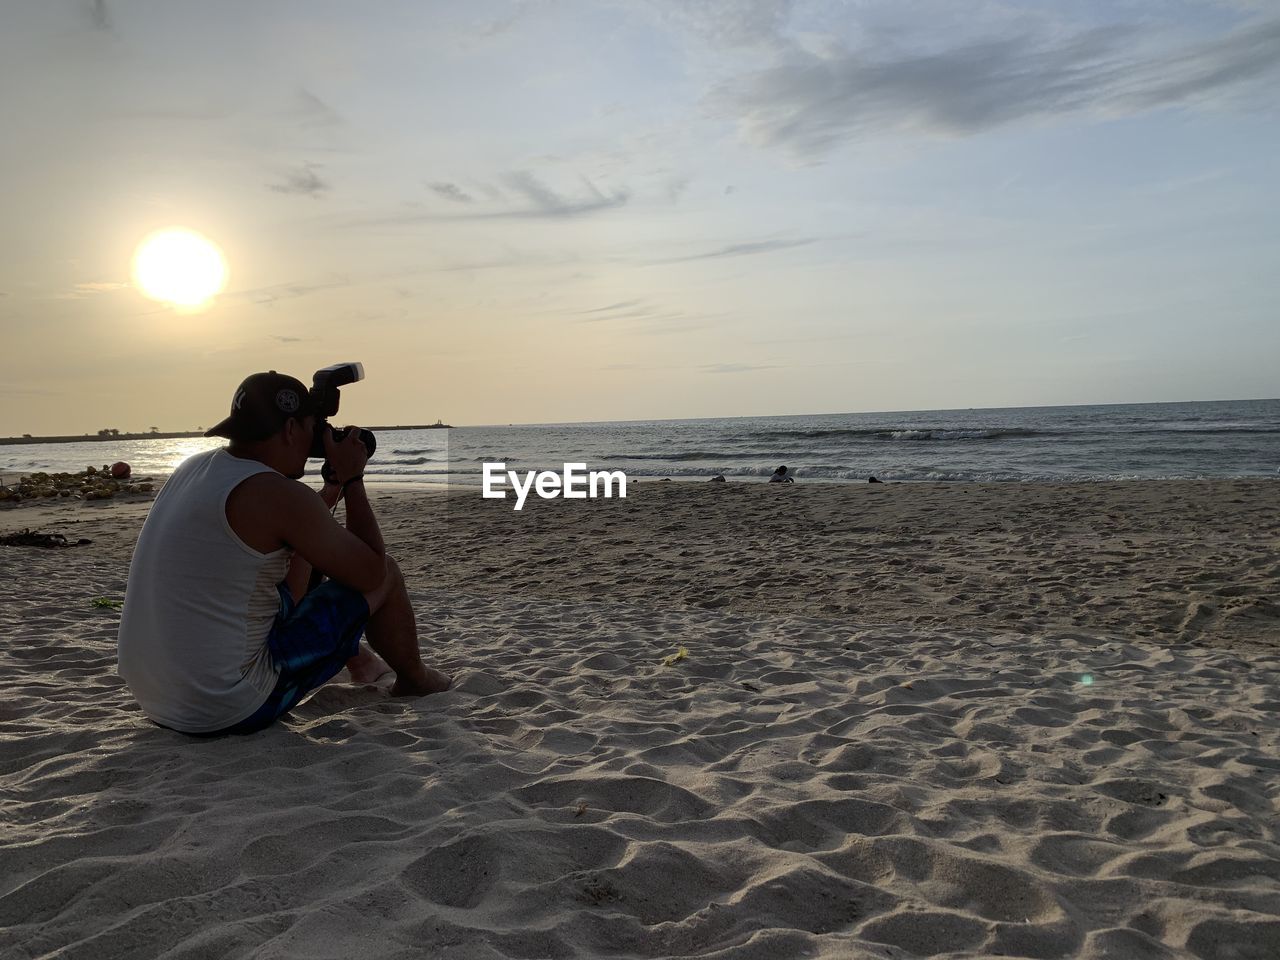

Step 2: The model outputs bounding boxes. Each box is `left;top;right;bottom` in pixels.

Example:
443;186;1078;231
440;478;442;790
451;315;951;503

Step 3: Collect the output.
214;580;370;736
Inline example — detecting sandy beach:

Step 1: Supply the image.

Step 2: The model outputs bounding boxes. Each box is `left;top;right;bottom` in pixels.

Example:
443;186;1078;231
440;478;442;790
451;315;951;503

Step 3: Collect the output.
2;480;1279;959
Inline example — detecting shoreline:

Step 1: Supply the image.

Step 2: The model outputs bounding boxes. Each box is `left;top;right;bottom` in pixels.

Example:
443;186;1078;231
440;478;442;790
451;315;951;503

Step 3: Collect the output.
5;472;1278;491
0;424;454;446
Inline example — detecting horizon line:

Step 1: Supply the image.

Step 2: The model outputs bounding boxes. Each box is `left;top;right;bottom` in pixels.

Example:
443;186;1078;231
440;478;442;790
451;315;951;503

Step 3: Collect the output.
4;396;1276;441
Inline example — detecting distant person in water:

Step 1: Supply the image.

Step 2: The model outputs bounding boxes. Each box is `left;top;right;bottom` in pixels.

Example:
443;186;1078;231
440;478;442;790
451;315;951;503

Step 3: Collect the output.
768;465;794;483
117;371;451;737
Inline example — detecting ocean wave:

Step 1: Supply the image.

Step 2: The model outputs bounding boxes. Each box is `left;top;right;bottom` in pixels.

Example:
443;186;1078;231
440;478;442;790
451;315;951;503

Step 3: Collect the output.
1123;426;1280;435
602;450;766;462
383;457;434;466
364;466;451;476
419;463;1214;484
753;427;1047;442
883;428;1044;441
391;448;433;455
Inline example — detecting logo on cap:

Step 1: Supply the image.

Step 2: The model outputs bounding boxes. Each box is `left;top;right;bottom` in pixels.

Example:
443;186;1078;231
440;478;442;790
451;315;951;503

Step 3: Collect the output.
232;387;247;410
276;389;301;413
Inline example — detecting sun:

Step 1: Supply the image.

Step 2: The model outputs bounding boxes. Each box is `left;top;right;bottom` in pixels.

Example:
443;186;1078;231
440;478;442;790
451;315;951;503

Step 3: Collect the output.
132;228;228;309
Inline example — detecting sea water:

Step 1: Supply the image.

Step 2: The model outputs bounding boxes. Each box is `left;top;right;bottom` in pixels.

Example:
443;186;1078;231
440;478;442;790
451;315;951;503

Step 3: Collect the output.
3;399;1277;487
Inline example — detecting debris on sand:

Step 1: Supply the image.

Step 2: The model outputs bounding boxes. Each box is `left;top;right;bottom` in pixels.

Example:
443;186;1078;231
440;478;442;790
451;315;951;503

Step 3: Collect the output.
0;466;155;505
0;528;93;548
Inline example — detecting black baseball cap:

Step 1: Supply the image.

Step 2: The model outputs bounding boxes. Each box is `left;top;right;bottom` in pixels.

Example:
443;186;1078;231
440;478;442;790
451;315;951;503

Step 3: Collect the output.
204;371;316;441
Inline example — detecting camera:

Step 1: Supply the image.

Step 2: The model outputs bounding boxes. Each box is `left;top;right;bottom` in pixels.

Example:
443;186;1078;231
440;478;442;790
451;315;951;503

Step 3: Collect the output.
308;362;376;479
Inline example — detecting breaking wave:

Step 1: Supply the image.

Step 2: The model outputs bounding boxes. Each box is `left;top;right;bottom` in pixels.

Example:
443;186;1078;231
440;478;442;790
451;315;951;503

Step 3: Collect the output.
752;427;1047;442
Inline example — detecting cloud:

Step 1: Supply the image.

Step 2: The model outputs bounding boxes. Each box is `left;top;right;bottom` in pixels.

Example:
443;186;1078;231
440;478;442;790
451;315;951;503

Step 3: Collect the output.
649;0;795;50
76;281;129;293
701;362;777;374
501;171;629;218
268;164;330;198
234;277;350;305
54;280;130;300
719;15;1280;158
636;317;718;336
431;250;583;273
568;298;716;336
429;182;475;204
90;0;111;31
294;89;342;128
475;1;541;39
117;106;229;122
650;237;818;264
269;335;305;343
578;299;645;315
572;299;688;325
352;171;629;226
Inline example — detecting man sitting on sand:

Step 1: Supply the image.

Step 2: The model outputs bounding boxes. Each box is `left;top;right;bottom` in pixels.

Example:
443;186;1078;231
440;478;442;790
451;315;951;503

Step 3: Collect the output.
768;465;795;483
117;371;451;736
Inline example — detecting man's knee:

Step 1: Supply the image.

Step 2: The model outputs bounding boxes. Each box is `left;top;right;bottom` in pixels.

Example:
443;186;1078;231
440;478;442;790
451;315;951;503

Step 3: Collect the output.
365;554;405;613
383;554;403;582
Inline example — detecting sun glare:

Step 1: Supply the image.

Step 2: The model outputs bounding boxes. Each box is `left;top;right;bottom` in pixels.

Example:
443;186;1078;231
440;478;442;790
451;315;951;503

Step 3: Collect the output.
132;228;228;309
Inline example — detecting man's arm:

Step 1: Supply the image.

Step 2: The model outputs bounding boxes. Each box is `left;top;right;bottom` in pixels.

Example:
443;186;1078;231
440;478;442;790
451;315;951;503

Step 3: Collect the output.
338;479;383;557
229;426;386;595
227;469;385;594
288;427;386;593
282;425;385;595
324;425;384;558
276;482;386;594
285;474;384;601
283;479;344;601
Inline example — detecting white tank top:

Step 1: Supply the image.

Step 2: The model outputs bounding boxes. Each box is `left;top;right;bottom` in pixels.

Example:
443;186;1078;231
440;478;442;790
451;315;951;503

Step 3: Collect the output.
118;448;287;733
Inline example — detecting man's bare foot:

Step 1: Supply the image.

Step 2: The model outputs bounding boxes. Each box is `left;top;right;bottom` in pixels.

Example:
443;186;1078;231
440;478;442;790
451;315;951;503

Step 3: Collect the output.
391;666;452;697
346;644;393;684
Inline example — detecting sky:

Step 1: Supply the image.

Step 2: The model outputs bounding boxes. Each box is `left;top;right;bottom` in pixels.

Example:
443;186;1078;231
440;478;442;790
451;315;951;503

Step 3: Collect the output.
0;0;1277;434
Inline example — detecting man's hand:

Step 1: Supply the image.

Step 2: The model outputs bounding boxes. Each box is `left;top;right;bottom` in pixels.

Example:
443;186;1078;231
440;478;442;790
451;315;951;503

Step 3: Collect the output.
324;424;369;484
